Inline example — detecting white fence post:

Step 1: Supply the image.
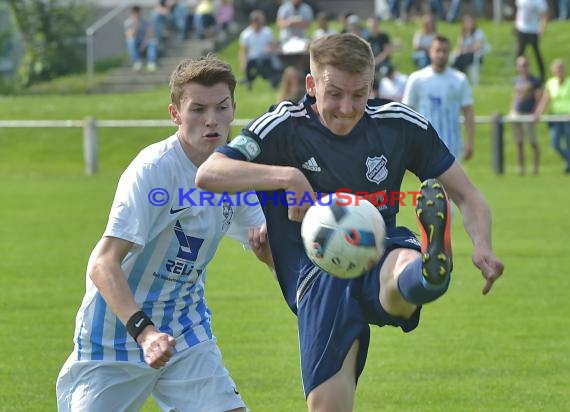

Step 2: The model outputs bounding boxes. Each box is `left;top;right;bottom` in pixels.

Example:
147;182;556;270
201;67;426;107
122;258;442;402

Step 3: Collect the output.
83;116;98;175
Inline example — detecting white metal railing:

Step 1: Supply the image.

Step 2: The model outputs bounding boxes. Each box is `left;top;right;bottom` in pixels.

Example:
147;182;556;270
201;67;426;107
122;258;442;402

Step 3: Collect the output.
1;115;569;175
3;115;569;128
85;1;131;87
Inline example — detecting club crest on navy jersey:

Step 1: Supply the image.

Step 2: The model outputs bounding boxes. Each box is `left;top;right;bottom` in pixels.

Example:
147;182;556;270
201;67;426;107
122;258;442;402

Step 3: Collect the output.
366;155;389;184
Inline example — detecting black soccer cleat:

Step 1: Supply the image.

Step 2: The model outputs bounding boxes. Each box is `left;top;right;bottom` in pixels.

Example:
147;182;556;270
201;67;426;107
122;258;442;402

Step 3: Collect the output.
415;179;452;285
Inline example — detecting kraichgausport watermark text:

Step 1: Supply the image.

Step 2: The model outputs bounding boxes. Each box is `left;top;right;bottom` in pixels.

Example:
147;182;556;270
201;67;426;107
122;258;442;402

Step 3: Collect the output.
148;188;422;207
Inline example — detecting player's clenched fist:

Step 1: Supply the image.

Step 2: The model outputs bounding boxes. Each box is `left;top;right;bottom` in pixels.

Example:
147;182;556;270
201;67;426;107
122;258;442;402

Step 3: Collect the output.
137;328;176;369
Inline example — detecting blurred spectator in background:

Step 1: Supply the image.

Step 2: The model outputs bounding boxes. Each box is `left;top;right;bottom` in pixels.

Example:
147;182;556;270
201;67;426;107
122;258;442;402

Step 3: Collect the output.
378;64;408;102
366;16;392;97
429;0;446;20
151;0;172;42
346;14;369;38
183;0;198;40
388;0;407;20
276;0;314;46
338;10;355;34
515;0;548;82
451;14;489;73
389;0;445;21
239;9;282;89
447;0;485;22
510;55;542;175
124;5;158;72
412;13;437;69
312;11;337;40
216;0;235;32
534;58;570;173
556;0;569;19
277;65;305;103
151;0;188;42
194;0;216;39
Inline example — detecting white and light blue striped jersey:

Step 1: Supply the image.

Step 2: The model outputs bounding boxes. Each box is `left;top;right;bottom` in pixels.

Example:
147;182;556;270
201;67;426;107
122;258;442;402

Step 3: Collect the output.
402;66;473;160
71;134;265;363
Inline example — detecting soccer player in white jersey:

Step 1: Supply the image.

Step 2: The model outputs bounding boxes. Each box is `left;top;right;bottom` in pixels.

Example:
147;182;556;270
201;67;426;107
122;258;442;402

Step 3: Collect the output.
403;35;475;162
197;33;504;410
56;55;269;412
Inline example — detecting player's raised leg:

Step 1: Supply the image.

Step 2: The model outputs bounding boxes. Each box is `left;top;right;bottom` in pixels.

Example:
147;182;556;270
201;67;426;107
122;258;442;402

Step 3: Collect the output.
379;179;452;316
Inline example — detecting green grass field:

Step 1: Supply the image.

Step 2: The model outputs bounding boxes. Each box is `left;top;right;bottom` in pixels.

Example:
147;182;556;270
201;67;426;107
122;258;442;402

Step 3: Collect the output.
0;19;569;411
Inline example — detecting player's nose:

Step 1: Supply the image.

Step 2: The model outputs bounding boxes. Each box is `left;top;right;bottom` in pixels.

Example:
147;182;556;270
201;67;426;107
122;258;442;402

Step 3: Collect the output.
205;108;218;127
338;96;353;115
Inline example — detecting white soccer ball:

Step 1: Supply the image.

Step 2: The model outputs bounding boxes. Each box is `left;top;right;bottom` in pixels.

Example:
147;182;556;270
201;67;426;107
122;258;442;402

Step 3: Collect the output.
301;193;386;279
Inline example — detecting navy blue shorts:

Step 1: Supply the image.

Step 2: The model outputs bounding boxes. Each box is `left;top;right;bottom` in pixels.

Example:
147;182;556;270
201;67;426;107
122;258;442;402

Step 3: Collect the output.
296;226;422;397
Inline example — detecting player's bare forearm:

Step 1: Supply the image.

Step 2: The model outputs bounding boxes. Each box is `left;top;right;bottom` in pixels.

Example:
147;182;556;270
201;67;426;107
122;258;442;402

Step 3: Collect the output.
438;163;504;293
457;189;492;249
89;237;141;324
439;164;491;248
196;152;306;193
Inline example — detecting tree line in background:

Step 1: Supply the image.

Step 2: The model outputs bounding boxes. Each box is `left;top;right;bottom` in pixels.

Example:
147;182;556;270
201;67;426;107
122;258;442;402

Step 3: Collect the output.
1;0;88;91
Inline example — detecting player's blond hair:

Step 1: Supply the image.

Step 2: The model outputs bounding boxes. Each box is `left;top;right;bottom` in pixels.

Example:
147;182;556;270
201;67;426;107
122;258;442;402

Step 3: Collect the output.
309;33;374;80
169;54;236;107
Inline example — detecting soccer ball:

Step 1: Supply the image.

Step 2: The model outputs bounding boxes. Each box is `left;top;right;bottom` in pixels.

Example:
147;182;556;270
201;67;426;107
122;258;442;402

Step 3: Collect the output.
301;193;386;279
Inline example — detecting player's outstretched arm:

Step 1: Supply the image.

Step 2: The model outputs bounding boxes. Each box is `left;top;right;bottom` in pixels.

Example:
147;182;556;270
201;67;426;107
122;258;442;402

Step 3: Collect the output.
197;152;302;192
90;236;175;368
197;152;316;221
437;162;504;294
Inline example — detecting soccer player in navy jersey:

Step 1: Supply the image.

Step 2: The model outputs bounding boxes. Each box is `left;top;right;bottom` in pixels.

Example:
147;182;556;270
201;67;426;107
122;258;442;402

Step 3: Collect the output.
197;33;504;411
56;56;269;412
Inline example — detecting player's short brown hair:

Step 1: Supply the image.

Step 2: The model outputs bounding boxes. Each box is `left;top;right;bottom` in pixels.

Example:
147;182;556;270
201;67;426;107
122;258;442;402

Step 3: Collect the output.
169;54;236;107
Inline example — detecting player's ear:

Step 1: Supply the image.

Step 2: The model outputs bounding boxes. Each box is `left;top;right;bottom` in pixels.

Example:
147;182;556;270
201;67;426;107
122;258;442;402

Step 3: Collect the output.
168;104;181;125
306;74;316;97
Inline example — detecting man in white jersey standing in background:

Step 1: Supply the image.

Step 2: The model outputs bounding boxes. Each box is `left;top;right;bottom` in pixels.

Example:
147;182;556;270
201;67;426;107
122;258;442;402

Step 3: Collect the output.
403;35;475;162
56;55;269;412
514;0;548;82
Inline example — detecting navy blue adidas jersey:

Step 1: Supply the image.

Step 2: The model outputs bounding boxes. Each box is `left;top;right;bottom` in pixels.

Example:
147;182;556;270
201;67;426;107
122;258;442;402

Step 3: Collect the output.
217;95;454;311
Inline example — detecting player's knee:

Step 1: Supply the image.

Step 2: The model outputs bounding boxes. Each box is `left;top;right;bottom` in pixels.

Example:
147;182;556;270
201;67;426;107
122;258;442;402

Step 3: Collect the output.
307;392;352;412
